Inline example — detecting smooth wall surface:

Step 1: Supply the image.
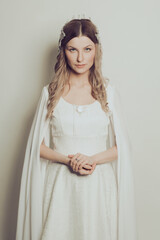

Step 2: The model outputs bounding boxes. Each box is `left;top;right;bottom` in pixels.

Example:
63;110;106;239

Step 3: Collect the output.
0;0;159;239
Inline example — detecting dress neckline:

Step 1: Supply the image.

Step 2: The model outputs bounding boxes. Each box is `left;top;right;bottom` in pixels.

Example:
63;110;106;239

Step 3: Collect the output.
60;96;98;107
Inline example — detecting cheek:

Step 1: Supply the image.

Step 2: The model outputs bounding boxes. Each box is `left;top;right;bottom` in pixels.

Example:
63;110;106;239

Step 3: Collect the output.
87;52;95;63
65;51;72;62
66;54;76;64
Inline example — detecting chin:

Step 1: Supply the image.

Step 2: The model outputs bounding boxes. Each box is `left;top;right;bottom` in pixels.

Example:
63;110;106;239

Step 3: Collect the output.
74;66;91;72
75;69;89;74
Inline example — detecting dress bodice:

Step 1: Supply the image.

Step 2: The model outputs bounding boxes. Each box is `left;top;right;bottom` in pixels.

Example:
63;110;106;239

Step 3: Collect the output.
49;97;111;156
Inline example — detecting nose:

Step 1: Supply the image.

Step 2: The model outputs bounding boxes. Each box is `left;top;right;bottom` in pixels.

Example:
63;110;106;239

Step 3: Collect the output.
77;50;84;62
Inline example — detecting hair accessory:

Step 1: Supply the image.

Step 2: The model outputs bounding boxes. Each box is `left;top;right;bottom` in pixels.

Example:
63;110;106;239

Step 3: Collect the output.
72;13;88;20
95;32;100;44
58;29;66;53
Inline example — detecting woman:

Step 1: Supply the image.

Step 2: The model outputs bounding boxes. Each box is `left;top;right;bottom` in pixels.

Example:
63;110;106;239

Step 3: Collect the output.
16;18;138;240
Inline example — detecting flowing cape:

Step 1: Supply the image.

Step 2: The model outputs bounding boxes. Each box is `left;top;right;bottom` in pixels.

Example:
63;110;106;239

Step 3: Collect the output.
107;83;138;240
16;82;138;240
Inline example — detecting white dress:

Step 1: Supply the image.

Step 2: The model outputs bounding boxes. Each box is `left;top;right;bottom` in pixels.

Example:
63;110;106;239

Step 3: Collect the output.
40;96;118;240
16;83;138;240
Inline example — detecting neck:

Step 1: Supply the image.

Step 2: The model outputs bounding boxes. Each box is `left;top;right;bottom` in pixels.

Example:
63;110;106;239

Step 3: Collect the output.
68;70;90;87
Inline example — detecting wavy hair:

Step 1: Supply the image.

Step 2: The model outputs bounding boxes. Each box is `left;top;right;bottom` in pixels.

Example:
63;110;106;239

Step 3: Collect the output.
46;18;110;120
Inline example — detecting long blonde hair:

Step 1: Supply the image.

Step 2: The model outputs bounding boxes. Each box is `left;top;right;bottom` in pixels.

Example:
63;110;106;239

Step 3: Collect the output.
46;18;110;120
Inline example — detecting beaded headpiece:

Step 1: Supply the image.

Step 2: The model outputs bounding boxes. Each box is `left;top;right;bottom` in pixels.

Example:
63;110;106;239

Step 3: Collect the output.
57;14;101;54
58;29;66;53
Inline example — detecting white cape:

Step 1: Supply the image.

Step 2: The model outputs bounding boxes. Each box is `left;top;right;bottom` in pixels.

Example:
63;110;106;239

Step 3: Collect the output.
16;82;138;240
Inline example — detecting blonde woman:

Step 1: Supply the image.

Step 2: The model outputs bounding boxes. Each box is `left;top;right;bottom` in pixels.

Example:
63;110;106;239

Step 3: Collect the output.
16;18;138;240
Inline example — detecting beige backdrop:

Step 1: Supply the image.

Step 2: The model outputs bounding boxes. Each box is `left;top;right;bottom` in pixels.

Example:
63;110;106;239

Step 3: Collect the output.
0;0;160;239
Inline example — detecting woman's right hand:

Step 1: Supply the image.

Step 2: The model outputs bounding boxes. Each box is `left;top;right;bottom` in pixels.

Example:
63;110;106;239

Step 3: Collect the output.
68;154;96;175
77;162;96;175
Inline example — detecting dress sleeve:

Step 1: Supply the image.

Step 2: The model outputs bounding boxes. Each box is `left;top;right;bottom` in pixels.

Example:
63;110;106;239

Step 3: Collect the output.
16;85;50;240
106;83;138;240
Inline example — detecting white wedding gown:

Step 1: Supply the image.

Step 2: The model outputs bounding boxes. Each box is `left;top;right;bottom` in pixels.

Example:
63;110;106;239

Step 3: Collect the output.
40;96;118;240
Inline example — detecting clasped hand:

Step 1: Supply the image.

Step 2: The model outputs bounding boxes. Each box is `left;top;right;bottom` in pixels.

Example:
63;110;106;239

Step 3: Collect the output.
67;152;96;175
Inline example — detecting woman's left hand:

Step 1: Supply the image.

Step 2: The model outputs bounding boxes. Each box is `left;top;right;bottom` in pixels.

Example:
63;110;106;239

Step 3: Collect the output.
68;152;95;173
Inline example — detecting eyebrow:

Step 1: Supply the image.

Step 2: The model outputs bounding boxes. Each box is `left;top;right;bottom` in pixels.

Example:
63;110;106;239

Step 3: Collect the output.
67;45;93;49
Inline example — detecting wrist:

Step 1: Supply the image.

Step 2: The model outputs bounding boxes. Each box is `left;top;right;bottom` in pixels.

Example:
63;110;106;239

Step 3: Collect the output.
62;156;70;166
90;155;97;165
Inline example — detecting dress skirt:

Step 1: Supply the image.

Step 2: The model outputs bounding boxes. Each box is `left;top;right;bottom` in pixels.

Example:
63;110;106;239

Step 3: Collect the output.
40;161;118;240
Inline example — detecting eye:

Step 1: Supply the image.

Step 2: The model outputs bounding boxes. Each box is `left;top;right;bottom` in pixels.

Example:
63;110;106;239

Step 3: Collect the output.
69;48;76;52
85;48;91;51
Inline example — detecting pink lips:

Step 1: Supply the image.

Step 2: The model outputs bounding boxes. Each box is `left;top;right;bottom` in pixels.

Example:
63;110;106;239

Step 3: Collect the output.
75;64;86;68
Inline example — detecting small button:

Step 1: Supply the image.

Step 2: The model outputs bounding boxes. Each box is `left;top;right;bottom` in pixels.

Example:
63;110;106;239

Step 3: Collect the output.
76;106;84;113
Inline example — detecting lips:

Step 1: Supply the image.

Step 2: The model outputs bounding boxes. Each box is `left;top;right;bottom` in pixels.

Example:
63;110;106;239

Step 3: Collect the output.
75;64;86;67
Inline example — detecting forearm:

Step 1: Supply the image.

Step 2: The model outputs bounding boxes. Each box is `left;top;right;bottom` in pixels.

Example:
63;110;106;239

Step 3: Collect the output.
40;144;70;165
91;146;118;165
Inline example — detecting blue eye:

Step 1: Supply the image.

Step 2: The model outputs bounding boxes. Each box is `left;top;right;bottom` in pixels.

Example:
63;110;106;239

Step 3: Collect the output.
69;48;76;52
85;48;91;51
69;48;91;52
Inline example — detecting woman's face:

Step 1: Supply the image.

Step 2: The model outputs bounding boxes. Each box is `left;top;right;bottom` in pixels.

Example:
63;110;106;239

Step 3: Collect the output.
64;35;96;74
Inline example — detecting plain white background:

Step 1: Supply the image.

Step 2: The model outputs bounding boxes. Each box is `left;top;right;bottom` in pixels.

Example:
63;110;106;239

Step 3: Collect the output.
0;0;159;239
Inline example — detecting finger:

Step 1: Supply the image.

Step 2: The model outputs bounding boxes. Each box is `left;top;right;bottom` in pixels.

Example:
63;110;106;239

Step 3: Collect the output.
68;154;74;158
82;164;92;170
75;158;86;171
73;156;81;172
75;159;83;172
78;157;94;169
72;153;81;161
79;168;90;176
74;153;82;161
70;155;77;168
72;153;82;171
75;157;85;172
86;163;95;174
79;161;89;170
79;159;93;170
70;156;77;168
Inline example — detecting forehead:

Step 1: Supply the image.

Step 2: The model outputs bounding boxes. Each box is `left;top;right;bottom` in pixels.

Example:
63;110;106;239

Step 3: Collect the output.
66;36;95;47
